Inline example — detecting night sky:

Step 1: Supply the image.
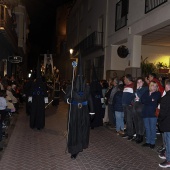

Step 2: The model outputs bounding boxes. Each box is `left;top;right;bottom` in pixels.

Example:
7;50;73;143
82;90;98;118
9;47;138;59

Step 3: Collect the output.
24;0;72;69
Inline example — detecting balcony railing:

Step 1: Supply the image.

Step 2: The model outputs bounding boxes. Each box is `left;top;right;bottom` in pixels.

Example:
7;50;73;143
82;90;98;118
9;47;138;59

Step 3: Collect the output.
115;0;129;31
145;0;168;13
0;4;18;49
74;31;103;55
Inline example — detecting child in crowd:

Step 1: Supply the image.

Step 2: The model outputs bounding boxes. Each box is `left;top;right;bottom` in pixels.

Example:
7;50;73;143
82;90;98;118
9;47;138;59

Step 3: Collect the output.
113;84;124;135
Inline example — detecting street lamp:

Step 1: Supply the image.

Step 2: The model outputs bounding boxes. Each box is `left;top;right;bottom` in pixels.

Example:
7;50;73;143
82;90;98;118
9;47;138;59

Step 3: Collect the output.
69;49;74;55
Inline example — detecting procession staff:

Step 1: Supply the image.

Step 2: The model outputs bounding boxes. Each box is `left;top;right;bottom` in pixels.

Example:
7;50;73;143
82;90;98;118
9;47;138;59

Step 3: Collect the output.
65;53;94;159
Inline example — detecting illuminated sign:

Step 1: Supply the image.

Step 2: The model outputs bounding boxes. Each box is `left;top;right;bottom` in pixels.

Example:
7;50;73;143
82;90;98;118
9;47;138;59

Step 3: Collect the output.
8;56;22;63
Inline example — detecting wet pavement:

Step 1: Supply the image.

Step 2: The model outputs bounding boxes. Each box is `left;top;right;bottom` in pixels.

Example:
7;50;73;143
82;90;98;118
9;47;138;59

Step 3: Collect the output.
0;101;164;170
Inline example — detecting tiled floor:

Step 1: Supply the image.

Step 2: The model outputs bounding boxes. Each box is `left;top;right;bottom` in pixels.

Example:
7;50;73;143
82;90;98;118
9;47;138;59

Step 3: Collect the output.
0;102;163;170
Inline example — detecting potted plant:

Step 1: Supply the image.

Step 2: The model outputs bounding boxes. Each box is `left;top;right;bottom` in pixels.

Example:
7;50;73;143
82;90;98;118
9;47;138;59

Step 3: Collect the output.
141;57;156;77
156;62;169;73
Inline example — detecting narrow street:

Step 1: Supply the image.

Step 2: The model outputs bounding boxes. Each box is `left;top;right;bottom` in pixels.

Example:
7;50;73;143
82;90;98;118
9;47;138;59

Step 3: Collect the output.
0;101;163;170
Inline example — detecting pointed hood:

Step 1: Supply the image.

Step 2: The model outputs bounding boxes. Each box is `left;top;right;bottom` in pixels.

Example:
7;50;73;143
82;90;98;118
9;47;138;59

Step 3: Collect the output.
74;52;86;93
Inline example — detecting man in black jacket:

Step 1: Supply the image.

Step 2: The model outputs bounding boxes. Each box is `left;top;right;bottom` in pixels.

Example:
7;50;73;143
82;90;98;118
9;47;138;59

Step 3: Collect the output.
158;79;170;168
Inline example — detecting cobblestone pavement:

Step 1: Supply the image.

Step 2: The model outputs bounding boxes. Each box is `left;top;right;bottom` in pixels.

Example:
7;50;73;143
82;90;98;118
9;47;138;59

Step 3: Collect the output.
0;101;164;170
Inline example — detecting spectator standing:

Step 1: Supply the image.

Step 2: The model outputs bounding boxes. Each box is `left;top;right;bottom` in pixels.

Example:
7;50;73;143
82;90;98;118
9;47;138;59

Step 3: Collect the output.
122;74;134;140
146;73;164;95
158;79;170;168
141;81;161;149
133;77;148;144
108;77;119;129
113;84;124;135
103;78;113;124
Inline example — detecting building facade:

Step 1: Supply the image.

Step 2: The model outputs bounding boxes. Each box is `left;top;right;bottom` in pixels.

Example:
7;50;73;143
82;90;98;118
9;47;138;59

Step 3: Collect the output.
0;0;29;77
67;0;107;81
67;0;170;80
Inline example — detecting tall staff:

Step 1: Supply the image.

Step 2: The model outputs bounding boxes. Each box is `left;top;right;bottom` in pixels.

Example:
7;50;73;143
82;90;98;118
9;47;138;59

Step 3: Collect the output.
65;61;77;153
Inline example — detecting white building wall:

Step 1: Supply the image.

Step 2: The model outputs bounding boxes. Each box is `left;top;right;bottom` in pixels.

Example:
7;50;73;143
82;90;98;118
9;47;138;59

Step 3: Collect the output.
106;0;170;74
67;0;170;79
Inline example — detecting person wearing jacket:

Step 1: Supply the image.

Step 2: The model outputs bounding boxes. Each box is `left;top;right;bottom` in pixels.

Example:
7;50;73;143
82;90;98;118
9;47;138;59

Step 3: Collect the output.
141;81;161;149
146;73;164;95
133;77;148;144
122;74;134;140
113;84;124;135
158;79;170;168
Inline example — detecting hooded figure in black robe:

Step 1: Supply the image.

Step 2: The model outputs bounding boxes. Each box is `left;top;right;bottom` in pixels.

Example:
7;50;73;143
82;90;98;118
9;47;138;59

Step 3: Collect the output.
90;64;104;129
29;59;48;130
64;54;94;159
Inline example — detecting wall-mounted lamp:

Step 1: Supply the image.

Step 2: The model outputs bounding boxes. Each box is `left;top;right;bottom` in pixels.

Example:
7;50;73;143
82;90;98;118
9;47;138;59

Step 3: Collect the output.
69;49;74;55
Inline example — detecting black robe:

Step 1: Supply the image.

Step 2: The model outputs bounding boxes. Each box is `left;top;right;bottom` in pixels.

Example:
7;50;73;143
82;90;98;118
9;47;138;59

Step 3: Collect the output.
90;81;104;128
65;85;94;155
29;80;48;129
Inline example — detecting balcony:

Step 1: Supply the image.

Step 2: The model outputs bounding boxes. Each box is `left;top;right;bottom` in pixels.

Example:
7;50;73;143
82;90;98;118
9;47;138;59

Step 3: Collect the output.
0;4;18;53
145;0;168;13
74;31;103;56
115;0;129;31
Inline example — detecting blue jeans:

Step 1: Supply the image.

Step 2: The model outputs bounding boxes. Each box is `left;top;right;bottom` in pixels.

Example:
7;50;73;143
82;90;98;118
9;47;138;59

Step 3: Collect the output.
115;111;124;131
163;132;170;162
143;117;157;145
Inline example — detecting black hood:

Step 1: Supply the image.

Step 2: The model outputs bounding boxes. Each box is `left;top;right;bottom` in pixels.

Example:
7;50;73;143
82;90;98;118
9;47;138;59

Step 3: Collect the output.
74;53;86;93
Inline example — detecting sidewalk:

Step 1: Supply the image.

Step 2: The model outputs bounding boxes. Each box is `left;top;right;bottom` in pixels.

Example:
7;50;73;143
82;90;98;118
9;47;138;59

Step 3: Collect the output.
0;101;163;170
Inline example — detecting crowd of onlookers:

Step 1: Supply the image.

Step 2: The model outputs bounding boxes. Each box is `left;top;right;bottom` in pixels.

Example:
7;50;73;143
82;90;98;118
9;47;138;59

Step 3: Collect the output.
99;73;170;168
0;73;170;168
0;74;25;151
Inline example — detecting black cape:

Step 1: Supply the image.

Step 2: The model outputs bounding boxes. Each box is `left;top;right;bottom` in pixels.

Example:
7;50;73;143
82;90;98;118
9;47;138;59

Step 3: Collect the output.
29;80;48;129
90;81;104;128
65;85;94;155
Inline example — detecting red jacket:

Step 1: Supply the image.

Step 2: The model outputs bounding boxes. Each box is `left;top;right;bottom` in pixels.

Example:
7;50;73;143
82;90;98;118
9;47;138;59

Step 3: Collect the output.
149;78;164;95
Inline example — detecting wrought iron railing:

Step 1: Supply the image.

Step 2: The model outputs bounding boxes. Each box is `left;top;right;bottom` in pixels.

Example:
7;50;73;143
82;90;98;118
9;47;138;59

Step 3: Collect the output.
145;0;167;13
115;0;129;31
75;31;103;54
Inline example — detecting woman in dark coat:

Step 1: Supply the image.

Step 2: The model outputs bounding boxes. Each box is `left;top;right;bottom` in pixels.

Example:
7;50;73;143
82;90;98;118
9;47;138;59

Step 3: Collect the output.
141;81;161;149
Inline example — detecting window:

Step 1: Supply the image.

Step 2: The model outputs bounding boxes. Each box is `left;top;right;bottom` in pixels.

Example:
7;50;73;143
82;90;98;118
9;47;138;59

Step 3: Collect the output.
115;0;129;31
145;0;167;13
